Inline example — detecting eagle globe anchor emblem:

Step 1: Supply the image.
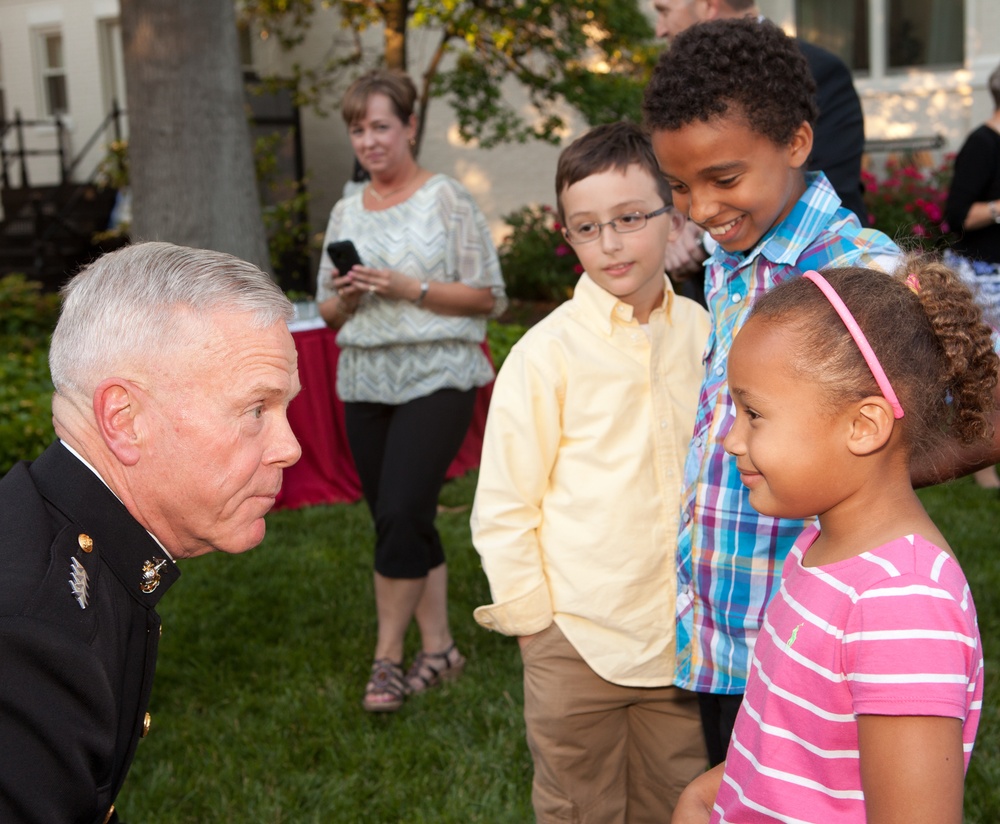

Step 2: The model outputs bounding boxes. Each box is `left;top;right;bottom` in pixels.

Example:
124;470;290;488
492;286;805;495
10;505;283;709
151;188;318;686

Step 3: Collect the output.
140;558;169;594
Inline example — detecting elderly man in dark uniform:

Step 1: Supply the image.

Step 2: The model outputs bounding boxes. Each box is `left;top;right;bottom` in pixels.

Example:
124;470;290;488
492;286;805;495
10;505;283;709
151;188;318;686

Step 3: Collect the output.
0;242;301;823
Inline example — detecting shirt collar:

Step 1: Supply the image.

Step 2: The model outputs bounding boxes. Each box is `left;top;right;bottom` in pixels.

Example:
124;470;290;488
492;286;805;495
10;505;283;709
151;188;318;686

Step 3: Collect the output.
573;272;676;334
709;171;843;272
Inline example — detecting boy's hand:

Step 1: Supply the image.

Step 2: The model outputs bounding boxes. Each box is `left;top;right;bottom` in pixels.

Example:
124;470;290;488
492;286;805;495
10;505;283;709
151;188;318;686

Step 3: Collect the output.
671;763;724;824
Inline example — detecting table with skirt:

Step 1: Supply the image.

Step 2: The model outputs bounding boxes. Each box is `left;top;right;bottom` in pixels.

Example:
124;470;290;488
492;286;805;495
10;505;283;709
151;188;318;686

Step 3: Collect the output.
275;319;492;511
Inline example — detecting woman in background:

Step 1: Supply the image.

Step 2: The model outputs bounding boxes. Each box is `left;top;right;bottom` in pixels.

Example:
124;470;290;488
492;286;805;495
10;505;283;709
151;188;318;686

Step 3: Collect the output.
944;60;1000;490
317;69;507;712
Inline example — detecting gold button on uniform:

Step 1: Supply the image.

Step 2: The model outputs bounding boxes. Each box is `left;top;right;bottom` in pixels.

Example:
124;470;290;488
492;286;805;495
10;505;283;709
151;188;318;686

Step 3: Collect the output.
142;712;151;738
78;534;93;553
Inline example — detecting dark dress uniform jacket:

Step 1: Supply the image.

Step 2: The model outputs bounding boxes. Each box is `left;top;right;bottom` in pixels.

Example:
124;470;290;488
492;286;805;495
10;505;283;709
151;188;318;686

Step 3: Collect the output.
0;442;180;824
796;39;869;226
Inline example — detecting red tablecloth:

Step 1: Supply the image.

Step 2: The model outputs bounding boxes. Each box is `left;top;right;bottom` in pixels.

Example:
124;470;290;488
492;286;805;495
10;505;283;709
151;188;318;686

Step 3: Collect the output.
274;326;492;510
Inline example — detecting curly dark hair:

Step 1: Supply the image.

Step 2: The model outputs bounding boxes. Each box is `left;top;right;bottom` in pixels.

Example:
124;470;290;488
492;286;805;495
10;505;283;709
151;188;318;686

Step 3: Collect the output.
643;18;817;146
748;256;999;456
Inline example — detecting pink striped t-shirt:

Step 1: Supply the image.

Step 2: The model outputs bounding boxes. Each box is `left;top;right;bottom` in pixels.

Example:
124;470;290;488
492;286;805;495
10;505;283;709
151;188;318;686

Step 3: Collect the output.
711;524;984;823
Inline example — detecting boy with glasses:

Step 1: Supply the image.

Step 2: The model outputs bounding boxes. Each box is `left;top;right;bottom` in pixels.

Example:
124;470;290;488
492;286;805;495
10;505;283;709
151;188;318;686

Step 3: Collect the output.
471;121;710;822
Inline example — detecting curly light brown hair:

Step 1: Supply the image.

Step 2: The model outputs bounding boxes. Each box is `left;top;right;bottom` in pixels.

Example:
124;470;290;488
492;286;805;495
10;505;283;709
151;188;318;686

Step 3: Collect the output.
748;256;998;455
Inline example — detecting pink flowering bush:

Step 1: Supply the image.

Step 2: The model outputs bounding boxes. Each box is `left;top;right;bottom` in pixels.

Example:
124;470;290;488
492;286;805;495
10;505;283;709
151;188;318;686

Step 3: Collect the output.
499;204;583;301
862;154;954;251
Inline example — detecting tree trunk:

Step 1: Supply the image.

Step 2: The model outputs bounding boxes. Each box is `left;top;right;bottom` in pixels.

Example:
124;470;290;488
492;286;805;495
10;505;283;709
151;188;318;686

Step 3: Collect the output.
120;0;271;272
383;0;408;70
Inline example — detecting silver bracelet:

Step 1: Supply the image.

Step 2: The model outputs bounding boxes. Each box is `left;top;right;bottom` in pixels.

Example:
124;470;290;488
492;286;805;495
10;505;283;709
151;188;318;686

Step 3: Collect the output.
414;280;430;307
990;200;1000;224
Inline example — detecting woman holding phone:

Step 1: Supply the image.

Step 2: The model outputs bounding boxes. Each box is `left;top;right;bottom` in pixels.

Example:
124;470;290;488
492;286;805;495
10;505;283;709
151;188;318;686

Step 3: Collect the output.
316;69;507;713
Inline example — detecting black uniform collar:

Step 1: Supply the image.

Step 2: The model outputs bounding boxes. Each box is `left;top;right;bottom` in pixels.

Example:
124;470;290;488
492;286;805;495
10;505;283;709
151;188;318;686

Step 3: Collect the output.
30;442;181;607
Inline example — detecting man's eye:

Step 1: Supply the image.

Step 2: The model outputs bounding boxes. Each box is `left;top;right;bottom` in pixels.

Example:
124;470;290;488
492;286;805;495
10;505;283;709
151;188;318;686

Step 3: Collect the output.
617;213;644;226
574;223;596;235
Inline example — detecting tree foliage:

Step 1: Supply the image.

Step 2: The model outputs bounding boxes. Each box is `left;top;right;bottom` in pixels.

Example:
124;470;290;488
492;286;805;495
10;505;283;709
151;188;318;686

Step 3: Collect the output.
238;0;657;150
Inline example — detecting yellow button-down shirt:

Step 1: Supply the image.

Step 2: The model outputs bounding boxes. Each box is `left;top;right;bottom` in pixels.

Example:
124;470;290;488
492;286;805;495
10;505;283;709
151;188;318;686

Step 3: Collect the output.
471;274;710;686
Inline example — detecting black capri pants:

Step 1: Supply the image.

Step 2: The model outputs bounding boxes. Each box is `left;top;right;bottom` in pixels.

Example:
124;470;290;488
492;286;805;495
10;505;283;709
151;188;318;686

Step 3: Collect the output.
344;387;477;578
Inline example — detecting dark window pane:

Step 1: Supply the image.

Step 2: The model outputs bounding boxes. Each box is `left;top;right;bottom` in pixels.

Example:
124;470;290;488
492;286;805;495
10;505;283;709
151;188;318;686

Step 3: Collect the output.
796;0;869;72
46;75;68;115
238;24;254;69
45;34;63;69
887;0;963;69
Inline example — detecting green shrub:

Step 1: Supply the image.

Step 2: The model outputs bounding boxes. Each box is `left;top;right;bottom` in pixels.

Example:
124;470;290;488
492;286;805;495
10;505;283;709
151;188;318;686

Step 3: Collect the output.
0;274;58;474
498;204;581;302
487;320;528;371
861;154;954;251
0;273;61;350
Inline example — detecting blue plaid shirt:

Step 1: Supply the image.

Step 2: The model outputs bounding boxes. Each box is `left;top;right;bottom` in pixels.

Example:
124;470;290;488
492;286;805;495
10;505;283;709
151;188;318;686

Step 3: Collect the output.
674;173;902;694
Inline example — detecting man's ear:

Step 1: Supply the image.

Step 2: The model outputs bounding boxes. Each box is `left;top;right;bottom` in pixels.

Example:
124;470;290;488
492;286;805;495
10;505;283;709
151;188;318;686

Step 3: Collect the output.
788;122;814;171
92;378;142;466
700;0;724;20
847;397;896;457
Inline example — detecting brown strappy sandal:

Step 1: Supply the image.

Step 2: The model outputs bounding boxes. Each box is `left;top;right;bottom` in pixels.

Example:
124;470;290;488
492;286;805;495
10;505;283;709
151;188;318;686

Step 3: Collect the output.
362;659;407;713
404;643;466;695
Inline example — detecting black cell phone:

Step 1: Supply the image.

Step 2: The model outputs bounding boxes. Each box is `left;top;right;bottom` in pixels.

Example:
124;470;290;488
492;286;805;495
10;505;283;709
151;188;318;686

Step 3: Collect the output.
326;240;363;275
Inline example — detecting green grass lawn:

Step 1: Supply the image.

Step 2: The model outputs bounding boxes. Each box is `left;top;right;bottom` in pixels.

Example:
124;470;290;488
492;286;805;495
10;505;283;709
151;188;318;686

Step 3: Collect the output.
118;473;999;823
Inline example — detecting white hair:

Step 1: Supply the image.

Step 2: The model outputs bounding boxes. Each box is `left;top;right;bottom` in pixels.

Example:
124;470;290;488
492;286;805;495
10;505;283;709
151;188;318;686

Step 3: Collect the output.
50;241;293;397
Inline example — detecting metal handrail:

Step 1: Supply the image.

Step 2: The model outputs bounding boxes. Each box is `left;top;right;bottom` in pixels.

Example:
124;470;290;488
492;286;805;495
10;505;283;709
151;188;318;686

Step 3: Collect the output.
863;133;947;154
64;100;124;181
1;101;125;190
1;103;126;282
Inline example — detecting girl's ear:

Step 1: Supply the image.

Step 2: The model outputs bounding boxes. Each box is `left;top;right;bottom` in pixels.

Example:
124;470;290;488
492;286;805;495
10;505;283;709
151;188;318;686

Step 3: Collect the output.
847;397;896;456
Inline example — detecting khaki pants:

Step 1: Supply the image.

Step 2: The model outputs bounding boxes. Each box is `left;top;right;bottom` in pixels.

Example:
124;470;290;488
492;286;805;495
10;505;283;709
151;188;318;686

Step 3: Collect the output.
521;623;707;823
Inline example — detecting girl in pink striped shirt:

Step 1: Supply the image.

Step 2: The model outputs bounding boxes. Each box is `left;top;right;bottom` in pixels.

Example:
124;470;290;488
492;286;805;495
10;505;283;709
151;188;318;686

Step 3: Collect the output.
673;257;999;824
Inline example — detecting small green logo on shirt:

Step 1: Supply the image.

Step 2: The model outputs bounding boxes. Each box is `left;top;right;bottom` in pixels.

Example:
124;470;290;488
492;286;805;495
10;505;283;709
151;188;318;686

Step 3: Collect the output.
786;622;804;648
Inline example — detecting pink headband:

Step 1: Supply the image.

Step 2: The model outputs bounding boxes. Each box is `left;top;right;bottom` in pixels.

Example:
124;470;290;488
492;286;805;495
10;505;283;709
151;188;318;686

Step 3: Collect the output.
802;270;905;419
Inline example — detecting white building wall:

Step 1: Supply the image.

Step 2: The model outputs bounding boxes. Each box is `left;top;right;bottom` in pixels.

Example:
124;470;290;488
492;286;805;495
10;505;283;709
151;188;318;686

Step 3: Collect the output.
763;0;1000;160
1;0;997;244
0;0;122;191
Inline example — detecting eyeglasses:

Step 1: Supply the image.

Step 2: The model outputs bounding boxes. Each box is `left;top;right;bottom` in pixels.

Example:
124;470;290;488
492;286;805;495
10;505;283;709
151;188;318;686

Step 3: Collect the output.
563;205;671;244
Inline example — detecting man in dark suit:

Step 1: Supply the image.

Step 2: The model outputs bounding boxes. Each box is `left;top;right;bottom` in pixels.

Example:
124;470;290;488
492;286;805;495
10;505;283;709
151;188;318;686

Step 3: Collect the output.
0;242;302;823
651;0;868;298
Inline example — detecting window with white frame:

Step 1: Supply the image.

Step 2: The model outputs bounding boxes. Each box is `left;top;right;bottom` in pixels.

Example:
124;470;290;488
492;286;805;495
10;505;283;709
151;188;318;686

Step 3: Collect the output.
98;19;126;116
36;30;69;116
796;0;964;76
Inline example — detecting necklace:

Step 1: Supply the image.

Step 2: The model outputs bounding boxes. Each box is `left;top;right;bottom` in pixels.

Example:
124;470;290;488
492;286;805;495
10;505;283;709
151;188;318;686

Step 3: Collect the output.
368;169;419;202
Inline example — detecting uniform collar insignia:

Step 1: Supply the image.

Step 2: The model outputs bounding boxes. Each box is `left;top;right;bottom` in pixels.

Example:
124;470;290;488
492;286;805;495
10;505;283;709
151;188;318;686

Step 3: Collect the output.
69;557;90;609
140;558;169;594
